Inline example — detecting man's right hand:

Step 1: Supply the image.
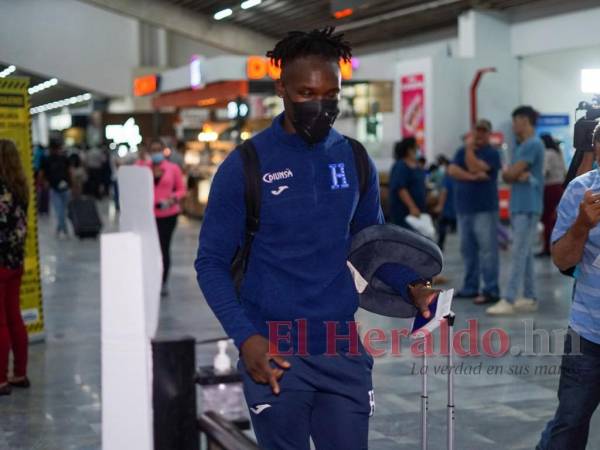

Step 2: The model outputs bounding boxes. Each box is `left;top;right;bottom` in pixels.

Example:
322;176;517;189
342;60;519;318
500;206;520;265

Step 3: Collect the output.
240;334;291;395
409;207;421;217
576;190;600;229
465;132;475;150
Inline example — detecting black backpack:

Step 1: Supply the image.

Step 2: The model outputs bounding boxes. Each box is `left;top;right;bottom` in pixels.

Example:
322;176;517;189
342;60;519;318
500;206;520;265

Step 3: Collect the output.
230;137;371;293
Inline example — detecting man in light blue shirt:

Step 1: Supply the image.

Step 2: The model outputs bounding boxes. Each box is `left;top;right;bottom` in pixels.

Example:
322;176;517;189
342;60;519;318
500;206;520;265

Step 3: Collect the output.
537;123;600;450
488;106;545;315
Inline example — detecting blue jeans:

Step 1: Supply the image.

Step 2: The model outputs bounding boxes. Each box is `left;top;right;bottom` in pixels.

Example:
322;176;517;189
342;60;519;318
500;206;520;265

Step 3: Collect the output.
457;211;499;297
505;213;540;302
50;188;69;234
537;331;600;450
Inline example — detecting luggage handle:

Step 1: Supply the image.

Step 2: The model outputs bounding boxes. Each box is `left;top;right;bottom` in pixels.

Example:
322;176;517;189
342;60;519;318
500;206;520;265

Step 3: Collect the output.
420;312;455;450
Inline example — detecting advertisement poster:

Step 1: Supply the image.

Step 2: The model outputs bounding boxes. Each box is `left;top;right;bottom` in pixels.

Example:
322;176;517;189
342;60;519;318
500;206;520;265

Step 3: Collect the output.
0;77;44;340
536;114;572;166
401;73;426;154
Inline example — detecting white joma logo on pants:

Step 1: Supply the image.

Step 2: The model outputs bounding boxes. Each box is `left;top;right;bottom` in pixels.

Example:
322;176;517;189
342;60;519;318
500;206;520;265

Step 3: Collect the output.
251;404;272;415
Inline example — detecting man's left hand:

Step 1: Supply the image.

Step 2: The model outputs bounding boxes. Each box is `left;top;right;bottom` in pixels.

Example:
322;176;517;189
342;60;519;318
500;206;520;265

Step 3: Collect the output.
408;282;441;318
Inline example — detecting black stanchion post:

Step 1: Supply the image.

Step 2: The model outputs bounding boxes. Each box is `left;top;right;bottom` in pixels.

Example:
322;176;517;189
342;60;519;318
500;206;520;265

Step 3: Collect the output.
153;337;199;450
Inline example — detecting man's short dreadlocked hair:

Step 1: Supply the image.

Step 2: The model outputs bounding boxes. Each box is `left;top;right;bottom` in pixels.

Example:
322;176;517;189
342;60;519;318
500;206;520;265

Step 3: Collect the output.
266;27;352;69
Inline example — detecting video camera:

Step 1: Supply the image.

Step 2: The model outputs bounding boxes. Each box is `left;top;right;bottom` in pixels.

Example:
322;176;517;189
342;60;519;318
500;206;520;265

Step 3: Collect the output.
561;95;600;277
564;94;600;186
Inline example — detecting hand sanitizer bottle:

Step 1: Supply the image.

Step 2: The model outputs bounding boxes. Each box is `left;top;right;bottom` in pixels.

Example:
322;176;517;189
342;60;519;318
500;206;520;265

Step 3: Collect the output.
213;340;231;375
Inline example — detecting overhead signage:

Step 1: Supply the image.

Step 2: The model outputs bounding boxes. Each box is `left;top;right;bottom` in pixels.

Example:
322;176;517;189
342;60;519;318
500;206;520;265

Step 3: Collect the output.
401;73;426;153
246;56;354;81
105;117;142;154
49;113;72;131
190;55;204;89
246;56;281;81
133;74;159;96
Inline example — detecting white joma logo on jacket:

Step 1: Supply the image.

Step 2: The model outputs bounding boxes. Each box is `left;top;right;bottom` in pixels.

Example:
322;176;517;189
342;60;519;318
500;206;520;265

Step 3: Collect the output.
271;186;289;196
263;169;293;183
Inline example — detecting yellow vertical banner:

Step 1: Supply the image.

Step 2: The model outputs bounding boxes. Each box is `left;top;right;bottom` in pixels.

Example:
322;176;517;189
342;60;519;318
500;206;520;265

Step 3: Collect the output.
0;77;44;340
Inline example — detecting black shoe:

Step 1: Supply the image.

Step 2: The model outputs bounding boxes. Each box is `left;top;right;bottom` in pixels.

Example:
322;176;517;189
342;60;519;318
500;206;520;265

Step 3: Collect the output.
160;284;169;297
8;377;30;388
455;290;479;299
0;384;11;396
474;293;499;305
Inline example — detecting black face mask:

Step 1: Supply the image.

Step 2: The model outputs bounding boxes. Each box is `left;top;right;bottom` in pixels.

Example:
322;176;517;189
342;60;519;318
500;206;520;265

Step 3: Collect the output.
289;98;339;145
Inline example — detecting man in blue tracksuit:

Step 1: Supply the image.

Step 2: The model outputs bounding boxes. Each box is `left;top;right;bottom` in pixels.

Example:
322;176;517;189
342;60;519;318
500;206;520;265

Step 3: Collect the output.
195;28;436;449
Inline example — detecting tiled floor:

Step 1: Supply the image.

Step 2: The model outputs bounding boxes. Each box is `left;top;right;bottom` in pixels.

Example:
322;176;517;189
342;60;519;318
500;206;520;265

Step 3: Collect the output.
1;200;599;449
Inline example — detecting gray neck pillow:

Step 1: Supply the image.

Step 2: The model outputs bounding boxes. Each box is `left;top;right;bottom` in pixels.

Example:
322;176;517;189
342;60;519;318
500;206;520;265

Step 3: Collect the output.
348;224;443;318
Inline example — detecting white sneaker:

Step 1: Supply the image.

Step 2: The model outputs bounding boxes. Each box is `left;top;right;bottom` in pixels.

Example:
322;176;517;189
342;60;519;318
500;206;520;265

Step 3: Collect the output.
486;299;516;316
514;298;538;312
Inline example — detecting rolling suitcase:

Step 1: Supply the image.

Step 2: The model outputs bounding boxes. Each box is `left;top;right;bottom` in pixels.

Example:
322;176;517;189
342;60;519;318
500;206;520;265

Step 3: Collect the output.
68;196;102;238
418;312;456;450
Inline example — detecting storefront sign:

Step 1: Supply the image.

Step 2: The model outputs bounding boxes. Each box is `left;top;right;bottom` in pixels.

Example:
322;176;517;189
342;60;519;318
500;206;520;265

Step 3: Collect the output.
105;117;142;154
246;56;353;81
401;73;426;153
49;113;72;131
0;77;44;340
133;74;159;97
246;56;281;81
190;55;204;90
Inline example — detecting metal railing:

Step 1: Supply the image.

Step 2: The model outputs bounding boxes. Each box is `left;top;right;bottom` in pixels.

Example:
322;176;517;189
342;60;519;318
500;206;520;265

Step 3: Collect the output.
198;411;259;450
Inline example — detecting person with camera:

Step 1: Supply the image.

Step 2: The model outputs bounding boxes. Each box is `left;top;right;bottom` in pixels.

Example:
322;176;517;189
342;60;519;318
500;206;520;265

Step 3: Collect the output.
563;99;600;183
536;123;600;449
487;106;545;315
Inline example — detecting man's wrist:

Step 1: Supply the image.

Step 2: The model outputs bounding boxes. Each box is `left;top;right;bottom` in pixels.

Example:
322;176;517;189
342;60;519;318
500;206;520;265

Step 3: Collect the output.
573;216;593;236
235;330;261;352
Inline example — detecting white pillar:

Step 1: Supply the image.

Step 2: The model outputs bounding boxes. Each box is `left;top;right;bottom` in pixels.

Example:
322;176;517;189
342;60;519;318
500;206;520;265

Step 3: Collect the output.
101;166;162;450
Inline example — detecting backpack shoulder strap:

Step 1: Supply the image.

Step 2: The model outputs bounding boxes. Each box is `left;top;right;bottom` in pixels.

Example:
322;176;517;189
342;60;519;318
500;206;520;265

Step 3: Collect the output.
237;140;261;271
345;136;370;196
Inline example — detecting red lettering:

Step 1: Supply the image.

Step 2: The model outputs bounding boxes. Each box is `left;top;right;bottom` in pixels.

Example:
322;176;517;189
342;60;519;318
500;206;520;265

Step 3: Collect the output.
453;319;481;357
325;321;360;356
482;328;510;357
390;328;409;356
411;330;434;356
267;321;293;356
364;328;387;358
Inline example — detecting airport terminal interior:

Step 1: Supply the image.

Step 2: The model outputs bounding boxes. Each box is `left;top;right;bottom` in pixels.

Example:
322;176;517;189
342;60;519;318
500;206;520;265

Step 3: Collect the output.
2;0;600;449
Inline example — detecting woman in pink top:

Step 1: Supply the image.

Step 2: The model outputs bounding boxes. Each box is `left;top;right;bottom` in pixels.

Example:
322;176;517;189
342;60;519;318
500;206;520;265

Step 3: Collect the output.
138;139;186;296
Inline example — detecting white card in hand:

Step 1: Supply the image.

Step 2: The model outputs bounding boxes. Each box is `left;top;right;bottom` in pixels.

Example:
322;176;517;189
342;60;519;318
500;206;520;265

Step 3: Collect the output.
411;288;454;338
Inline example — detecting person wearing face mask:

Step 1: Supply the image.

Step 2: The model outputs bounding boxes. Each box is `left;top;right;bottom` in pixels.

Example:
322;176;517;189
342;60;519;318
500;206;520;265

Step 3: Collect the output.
195;28;437;449
536;124;600;450
137;139;186;296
